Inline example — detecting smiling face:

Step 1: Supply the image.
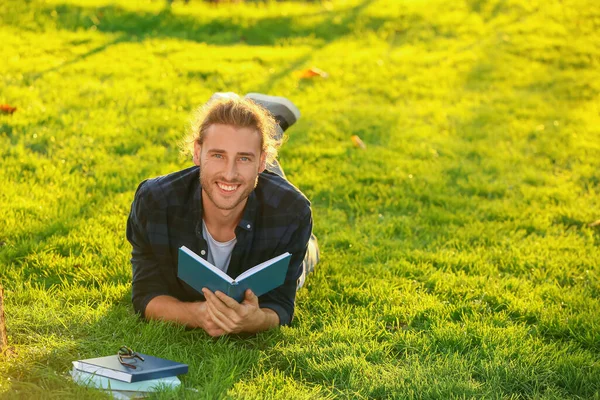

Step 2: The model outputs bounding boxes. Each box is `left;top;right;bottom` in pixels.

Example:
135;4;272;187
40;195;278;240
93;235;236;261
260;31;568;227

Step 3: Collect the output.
194;124;266;214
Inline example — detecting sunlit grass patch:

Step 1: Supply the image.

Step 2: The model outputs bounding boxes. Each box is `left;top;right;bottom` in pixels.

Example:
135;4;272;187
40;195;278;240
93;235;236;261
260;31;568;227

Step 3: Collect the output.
1;0;599;398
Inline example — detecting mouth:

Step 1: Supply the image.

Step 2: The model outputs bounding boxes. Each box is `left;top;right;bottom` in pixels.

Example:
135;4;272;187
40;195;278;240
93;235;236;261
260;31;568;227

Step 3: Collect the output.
216;182;240;194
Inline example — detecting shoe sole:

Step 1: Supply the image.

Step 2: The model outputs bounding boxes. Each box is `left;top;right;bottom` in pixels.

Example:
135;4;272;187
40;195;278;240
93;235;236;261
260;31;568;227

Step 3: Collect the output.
244;93;301;124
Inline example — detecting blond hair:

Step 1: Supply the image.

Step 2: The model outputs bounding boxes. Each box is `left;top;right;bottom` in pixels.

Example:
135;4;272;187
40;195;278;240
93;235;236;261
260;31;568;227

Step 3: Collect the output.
183;97;281;165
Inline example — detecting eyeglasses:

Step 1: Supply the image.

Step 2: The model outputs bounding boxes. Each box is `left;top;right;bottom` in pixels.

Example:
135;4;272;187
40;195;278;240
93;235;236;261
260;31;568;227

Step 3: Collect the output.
117;346;145;369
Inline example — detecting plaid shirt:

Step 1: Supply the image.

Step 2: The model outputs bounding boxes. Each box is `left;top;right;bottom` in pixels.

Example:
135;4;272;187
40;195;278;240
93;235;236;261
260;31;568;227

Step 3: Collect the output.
126;166;312;326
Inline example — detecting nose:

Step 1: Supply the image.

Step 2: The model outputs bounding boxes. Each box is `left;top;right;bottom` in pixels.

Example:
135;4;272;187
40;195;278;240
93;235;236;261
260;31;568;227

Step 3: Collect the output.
222;159;238;181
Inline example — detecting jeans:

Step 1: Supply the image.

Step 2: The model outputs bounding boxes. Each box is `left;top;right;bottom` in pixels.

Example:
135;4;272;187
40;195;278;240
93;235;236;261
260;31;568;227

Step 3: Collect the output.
266;160;319;290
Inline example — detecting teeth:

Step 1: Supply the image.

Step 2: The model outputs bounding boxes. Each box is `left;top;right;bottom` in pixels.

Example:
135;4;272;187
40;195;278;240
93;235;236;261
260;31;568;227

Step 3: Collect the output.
218;183;237;192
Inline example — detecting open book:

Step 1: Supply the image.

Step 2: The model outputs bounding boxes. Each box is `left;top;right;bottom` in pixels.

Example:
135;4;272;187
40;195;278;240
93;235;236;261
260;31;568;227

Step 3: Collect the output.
177;246;291;302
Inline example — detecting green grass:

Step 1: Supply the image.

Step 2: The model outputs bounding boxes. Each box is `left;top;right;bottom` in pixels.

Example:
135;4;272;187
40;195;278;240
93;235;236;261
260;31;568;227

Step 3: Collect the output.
1;0;599;398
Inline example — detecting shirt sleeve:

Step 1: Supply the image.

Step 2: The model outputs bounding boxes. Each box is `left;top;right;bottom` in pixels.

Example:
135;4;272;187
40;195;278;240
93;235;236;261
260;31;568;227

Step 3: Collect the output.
126;181;174;318
258;209;312;326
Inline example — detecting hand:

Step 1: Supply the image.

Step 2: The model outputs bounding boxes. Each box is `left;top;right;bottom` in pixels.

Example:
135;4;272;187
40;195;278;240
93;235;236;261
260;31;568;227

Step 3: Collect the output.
201;288;271;334
145;295;226;337
196;302;227;337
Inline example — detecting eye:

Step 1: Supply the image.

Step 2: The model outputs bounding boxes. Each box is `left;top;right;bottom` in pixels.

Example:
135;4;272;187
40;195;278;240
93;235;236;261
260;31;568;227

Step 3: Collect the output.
212;154;224;159
239;156;250;162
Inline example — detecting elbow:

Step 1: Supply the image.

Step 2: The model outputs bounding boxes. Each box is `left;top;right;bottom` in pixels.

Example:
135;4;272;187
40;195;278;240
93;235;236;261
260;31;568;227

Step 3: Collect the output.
132;292;156;320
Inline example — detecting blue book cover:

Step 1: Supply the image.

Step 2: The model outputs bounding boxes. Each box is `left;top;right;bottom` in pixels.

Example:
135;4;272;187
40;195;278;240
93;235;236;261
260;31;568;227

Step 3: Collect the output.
177;246;291;302
72;353;188;383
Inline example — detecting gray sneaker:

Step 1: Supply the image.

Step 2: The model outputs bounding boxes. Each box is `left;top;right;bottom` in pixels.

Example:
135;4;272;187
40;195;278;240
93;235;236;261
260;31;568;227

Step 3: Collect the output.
244;93;301;136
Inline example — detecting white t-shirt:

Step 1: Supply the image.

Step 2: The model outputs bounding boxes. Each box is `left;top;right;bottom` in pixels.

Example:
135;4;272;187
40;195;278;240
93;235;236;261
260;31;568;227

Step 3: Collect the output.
202;219;237;273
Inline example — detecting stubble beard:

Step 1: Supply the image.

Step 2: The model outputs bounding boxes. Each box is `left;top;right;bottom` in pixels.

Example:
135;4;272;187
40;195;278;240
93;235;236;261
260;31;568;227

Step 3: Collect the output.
200;170;258;211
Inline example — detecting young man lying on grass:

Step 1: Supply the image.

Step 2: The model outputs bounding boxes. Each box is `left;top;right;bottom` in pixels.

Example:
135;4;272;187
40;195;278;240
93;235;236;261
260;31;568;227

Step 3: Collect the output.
126;93;319;336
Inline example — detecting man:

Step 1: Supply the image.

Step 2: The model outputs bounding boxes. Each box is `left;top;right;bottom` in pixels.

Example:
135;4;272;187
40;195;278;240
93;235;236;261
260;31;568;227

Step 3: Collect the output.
126;93;318;336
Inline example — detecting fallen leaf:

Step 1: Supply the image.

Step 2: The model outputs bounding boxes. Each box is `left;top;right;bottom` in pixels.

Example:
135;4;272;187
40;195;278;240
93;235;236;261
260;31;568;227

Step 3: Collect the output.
351;135;367;149
0;105;17;115
299;67;329;79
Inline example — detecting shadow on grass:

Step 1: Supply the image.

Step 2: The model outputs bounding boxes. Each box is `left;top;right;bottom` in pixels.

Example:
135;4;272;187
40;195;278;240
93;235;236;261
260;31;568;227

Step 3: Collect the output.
8;0;386;49
26;34;132;82
42;1;383;45
20;0;380;85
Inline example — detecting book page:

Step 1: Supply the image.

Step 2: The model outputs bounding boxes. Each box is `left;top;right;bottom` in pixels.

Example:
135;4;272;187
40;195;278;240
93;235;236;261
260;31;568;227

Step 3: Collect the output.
180;246;233;284
235;252;291;282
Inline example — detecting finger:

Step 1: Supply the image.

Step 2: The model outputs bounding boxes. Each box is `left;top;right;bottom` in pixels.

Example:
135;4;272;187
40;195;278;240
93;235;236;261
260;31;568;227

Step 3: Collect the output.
202;290;227;321
242;289;259;306
202;289;224;308
208;328;226;338
207;294;242;331
205;318;227;337
204;289;236;317
202;288;215;301
205;300;234;332
215;290;241;310
203;289;225;306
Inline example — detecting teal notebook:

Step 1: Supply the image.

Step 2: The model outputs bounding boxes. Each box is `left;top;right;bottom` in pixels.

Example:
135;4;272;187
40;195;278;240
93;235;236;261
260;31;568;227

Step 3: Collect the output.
177;246;291;302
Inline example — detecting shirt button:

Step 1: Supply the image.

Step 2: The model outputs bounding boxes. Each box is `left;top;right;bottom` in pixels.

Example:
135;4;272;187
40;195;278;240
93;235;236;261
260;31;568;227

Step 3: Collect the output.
247;224;251;229
200;250;206;256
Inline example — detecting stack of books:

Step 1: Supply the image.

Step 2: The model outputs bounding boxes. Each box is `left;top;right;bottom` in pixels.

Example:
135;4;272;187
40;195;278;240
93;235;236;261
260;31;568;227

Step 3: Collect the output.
71;352;188;399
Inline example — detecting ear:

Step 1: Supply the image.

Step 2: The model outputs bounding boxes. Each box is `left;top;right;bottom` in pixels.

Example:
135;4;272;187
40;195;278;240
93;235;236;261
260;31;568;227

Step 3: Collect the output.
258;152;267;173
193;141;201;166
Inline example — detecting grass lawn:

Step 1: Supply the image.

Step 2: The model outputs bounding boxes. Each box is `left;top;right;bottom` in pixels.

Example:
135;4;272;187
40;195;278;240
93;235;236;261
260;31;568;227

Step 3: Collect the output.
1;0;599;398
